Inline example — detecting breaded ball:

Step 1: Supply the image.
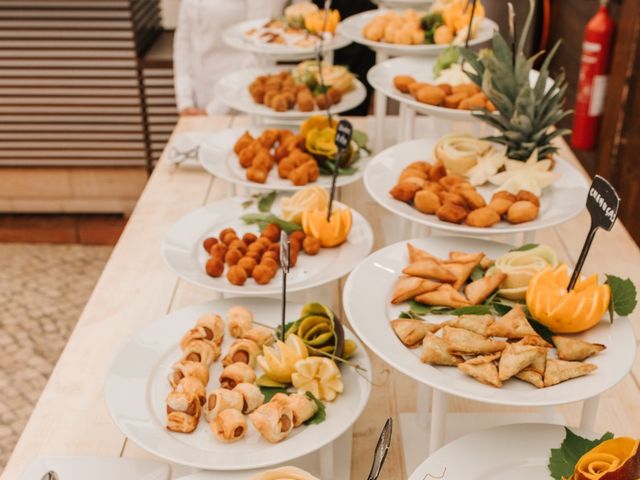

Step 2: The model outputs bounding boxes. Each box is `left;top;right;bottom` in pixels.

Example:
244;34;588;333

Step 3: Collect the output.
242;232;258;245
506;201;539;224
257;237;272;248
452;83;480;96
205;258;224;277
246;166;268;184
263;250;279;263
221;231;238;245
289;231;306;245
253;264;275;285
245;250;261;262
433;25;454;44
261;223;281;243
439;191;467;208
422;181;445;195
430;161;447;181
296;90;315;112
408;82;429;97
460;189;487;210
224;248;243;266
302;236;321;255
449;182;475;194
247;242;266;256
416;85;446;106
203;237;218;253
393;75;416;93
516;190;540;207
390;182;420;203
327;87;342;105
227;265;248;286
436;202;468;224
228;239;248;254
438;174;466;189
219;228;236;239
289;244;300;267
261;257;279;273
465;207;501;228
237;257;257;277
210;242;228;260
414;189;441;214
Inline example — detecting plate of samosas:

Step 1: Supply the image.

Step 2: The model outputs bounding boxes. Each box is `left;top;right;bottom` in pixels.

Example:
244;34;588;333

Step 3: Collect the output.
343;237;636;407
105;298;371;471
161;196;373;296
364;138;589;234
215;68;367;120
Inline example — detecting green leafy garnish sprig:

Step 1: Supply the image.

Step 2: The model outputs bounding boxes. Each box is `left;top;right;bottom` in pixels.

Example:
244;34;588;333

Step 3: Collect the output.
605;274;638;321
241;191;277;212
548;428;614;480
241;213;302;235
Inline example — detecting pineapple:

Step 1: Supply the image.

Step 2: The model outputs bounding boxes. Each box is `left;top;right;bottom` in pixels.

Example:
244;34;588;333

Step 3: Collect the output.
459;0;571;161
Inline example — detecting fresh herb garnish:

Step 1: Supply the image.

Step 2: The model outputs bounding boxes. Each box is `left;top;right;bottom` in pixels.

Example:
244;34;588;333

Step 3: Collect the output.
304;391;326;425
450;305;492;315
421;12;444;44
409;299;432;315
241;213;302;234
259;386;290;403
399;310;424;320
605;274;638;321
257;191;277;212
548;428;614;480
470;264;485;281
510;243;539;252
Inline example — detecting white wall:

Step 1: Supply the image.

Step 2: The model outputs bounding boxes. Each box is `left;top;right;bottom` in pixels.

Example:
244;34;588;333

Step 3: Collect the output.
161;0;180;29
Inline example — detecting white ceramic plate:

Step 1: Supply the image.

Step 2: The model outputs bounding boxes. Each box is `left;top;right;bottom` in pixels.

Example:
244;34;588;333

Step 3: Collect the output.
215;68;367;121
198;126;369;192
161;196;374;296
337;10;497;57
363;138;590;235
104;298;372;471
409;423;596;480
20;456;170;480
222;18;352;61
343;236;636;407
367;56;551;121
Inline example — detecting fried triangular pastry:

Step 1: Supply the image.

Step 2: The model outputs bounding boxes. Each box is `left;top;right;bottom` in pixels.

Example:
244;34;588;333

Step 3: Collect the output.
458;359;502;387
464;352;501;364
442;326;507;355
464;273;507;305
402;259;457;283
415;284;470;308
543;359;597;387
486;305;537;339
445;314;494;336
552;336;606;362
391;276;441;304
390;318;441;348
448;251;485;265
421;333;463;366
515;369;544;388
442;261;478;289
498;343;540;381
518;334;553;349
407;243;438;263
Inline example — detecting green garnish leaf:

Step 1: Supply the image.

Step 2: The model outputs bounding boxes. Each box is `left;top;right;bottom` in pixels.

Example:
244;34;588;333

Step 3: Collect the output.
433;46;460;77
260;386;290;403
511;243;539;252
352;129;369;149
605;274;638;319
409;300;432;315
399;310;424;320
304;391;327;425
548;428;614;480
492;301;513;316
470;264;486;281
241;199;254;209
257;191;277;213
241;213;302;234
450;305;492;316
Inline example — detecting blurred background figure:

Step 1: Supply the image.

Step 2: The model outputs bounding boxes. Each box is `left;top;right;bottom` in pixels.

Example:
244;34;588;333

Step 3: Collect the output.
173;0;288;115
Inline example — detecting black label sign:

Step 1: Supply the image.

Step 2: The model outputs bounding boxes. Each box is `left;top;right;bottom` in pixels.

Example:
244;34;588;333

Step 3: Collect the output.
586;175;620;231
334;120;353;150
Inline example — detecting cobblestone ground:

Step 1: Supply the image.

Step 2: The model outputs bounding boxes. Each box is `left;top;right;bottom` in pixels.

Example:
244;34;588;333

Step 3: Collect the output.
0;244;112;471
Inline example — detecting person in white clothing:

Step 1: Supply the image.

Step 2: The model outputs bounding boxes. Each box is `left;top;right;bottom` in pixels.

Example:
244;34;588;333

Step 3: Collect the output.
173;0;289;116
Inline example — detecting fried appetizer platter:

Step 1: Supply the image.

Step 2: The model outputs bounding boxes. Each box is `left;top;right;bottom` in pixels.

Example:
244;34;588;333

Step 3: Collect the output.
388;243;607;389
393;75;495;111
164;304;352;445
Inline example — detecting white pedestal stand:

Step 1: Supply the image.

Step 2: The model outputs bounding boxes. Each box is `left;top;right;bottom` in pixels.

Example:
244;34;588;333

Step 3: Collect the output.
374;50;389;153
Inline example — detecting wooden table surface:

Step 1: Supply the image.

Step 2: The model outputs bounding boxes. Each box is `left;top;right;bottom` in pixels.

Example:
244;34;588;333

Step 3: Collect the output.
4;115;639;480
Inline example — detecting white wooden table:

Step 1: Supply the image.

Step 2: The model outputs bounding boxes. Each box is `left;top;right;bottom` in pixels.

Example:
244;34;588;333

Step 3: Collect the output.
3;115;639;480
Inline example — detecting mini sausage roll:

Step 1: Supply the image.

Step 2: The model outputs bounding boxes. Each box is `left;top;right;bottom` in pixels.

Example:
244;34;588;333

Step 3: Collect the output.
204;388;243;422
180;314;225;349
233;382;265;414
249;398;294;443
166;391;201;433
222;339;260;368
210;408;247;443
168;360;210;389
219;362;256;389
181;339;220;366
279;392;318;427
227;305;253;338
175;376;207;406
242;325;275;347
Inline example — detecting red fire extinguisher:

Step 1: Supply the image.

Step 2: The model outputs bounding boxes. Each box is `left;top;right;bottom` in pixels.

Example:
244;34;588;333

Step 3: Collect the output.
571;0;615;150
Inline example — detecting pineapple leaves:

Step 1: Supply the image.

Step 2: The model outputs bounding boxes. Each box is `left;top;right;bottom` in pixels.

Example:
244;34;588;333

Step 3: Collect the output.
517;0;537;54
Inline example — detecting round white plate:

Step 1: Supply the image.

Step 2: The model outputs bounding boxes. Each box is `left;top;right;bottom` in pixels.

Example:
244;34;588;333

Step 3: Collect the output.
367;56;551;121
198;126;369;192
105;298;372;471
409;423;595;480
337;10;497;57
161;196;374;296
343;236;636;407
363;138;590;235
215;68;367;121
222;18;352;61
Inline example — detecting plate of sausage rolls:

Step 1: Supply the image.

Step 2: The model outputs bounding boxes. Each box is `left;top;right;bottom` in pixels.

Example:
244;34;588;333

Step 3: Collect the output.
104;298;372;471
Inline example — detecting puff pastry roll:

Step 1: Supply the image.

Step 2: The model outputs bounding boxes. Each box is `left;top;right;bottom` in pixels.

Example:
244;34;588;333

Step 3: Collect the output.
249;398;294;443
204;388;243;422
181;339;220;366
169;360;210;389
278;392;317;427
222;339;260;368
180;313;225;349
175;376;207;406
210;408;247;443
219;362;256;389
233;382;265;414
227;305;253;338
166;391;201;433
242;325;275;347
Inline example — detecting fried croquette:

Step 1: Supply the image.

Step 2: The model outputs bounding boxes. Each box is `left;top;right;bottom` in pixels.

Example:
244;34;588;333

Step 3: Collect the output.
393;75;416;93
224;248;243;266
246;166;268;184
414;189;441;214
253;264;275;285
205;258;224;277
302;236;321;255
237;257;257;277
261;223;281;243
459;189;486;210
416;85;446;106
516;190;540;207
203;237;218;253
227;265;248;286
465;207;501;228
506;200;539;224
390;182;421;203
436;202;468;224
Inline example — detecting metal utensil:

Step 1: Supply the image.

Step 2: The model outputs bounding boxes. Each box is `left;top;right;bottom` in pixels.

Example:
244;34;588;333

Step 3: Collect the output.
41;471;59;480
167;144;199;165
367;418;393;480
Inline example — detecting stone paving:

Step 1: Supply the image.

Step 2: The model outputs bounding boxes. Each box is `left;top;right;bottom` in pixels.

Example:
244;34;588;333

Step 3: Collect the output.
0;243;112;472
